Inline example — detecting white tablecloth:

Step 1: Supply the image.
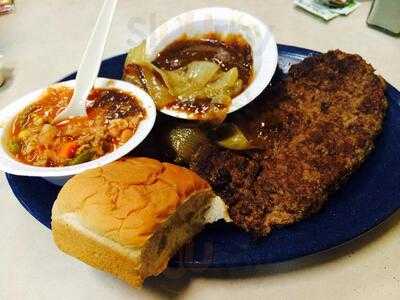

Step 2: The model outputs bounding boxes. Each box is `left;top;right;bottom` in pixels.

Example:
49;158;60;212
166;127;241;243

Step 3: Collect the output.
1;1;399;299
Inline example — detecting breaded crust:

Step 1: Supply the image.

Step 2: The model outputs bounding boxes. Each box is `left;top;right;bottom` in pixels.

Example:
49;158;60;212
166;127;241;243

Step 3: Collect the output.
190;50;388;235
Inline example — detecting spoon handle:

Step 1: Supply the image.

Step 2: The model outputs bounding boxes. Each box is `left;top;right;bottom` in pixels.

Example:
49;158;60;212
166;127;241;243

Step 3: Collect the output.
73;0;118;110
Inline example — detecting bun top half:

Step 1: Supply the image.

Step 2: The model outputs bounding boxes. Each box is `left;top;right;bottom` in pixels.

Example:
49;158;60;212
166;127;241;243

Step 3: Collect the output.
52;157;211;248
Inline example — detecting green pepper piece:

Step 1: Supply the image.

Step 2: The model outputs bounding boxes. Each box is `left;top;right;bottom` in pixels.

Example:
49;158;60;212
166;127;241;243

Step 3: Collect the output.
167;126;209;164
213;123;253;150
7;140;20;154
68;150;94;166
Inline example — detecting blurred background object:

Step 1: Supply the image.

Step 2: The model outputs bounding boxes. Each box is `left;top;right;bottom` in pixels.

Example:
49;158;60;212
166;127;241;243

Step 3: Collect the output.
0;0;14;15
0;55;4;87
367;0;400;35
294;0;360;21
319;0;350;8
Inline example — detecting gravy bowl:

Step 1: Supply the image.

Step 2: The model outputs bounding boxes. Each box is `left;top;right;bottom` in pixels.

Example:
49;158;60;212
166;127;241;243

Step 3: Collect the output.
143;7;278;120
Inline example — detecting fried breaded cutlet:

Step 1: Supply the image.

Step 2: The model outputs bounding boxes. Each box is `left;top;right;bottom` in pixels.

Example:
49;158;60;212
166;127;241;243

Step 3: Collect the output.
190;50;388;236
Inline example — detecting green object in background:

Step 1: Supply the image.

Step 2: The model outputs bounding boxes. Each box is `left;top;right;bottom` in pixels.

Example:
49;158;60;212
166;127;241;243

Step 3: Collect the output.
367;0;400;34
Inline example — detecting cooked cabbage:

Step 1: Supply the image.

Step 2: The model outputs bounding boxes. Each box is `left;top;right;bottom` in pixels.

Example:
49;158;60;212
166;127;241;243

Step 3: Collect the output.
186;61;220;87
124;42;243;123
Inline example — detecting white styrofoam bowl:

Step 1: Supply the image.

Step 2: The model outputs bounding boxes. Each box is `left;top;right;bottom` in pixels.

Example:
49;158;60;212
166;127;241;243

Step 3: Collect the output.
0;78;156;185
143;7;278;120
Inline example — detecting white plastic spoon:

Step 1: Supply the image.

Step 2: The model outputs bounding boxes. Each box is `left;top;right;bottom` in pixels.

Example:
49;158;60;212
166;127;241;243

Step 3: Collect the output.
53;0;118;122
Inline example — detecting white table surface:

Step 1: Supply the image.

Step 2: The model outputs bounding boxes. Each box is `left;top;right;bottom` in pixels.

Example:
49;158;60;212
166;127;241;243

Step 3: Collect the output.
0;1;399;299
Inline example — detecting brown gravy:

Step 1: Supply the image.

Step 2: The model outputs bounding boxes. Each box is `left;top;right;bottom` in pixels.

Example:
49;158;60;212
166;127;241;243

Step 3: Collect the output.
88;88;145;120
153;33;254;87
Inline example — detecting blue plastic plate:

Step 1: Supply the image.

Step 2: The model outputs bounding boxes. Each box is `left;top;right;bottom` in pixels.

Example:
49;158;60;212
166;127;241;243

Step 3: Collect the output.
6;45;400;268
